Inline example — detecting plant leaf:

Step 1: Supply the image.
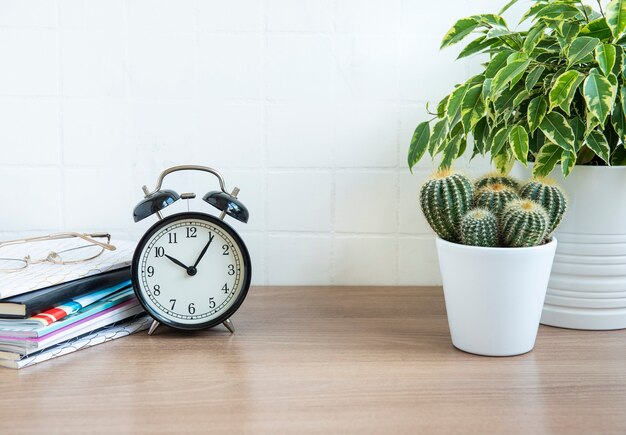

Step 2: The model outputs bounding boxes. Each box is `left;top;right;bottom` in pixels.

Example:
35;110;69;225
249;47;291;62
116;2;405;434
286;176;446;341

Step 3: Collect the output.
439;134;462;169
606;0;626;39
556;21;581;50
472;118;488;156
513;90;531;106
569;116;586;152
549;70;585;113
484;50;513;79
428;118;448;156
461;84;485;132
523;23;546;53
611;144;626;164
583;70;616;125
586;130;611;163
596;43;617;76
491;59;531;94
579;18;612;40
527;95;548;133
533;4;581;21
525;65;546;92
408;122;430;172
499;0;519;15
539;111;576;151
493;150;514;174
457;36;493;59
445;84;469;124
509;125;529;166
441;18;479;49
533;143;563;177
490;126;510;156
567;36;600;66
561;149;576;177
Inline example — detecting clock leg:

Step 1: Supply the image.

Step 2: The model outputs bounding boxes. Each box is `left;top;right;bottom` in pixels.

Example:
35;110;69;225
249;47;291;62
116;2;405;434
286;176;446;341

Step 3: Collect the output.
223;318;235;333
148;320;161;335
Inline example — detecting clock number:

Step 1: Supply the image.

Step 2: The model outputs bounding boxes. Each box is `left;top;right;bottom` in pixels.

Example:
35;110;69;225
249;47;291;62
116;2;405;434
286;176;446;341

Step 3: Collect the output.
169;299;176;310
227;264;235;275
168;233;177;244
186;227;197;238
153;284;161;296
222;244;229;255
154;247;165;258
188;303;195;314
222;283;229;294
209;297;216;309
147;266;155;277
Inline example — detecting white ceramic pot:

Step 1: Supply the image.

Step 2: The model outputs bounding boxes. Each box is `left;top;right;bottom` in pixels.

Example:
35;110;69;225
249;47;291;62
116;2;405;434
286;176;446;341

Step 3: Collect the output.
436;238;557;356
513;165;626;330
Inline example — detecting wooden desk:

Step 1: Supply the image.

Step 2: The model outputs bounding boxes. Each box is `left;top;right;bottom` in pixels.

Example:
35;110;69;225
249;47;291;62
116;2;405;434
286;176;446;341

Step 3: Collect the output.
1;287;625;434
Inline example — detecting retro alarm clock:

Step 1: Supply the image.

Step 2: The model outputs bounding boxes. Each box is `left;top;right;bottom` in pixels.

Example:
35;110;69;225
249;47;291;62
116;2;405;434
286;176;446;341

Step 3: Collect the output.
131;165;251;335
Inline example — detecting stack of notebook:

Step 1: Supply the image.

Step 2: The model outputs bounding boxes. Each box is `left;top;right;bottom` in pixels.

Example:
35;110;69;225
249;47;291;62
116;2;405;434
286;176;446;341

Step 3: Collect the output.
0;241;149;369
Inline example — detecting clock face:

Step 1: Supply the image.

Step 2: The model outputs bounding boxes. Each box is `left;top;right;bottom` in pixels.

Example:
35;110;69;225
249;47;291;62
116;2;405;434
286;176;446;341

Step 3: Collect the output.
132;212;251;330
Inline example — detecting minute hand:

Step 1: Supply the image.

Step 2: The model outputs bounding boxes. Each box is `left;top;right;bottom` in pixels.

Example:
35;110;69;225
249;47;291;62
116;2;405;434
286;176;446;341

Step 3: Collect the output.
193;233;215;268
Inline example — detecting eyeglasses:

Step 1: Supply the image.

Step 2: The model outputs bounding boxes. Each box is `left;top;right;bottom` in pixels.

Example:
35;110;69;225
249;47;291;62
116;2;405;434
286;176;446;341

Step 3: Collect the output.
0;232;117;272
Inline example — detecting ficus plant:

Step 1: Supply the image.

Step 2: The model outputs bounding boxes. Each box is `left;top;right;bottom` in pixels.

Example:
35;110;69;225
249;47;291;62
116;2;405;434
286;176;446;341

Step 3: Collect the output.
408;0;626;178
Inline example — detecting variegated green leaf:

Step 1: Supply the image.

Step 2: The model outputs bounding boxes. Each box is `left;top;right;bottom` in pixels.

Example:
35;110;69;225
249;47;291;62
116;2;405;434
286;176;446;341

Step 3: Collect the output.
445;84;469;123
606;0;626;39
561;149;576;177
579;18;612;40
586;130;611;163
567;36;600;66
549;70;585;113
461;84;485;132
539;111;576;151
481;79;492;102
556;22;581;50
499;0;519;15
484;50;513;79
509;125;529;166
569;116;586;152
513;90;531;107
523;23;545;53
436;95;449;117
612;98;626;141
438;134;462;169
611;144;626;164
596;44;617;76
521;3;550;22
533;4;581;21
457;36;495;59
408;122;430;172
491;59;530;94
493;150;514;174
428;118;448;156
472;118;488;156
490;126;510;156
533;143;563;178
441;18;479;49
525;65;545;92
527;95;548;133
583;70;616;125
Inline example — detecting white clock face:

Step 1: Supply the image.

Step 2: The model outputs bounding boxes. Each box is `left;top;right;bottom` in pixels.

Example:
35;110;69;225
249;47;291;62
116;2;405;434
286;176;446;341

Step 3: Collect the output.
135;215;249;327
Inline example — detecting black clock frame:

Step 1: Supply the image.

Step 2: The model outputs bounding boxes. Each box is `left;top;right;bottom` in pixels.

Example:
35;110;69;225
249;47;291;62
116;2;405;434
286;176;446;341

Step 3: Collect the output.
131;212;252;331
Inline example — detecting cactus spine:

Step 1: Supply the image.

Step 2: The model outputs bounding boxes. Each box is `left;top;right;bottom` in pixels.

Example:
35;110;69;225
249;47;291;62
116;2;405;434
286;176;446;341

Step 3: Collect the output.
474;172;521;191
420;170;473;242
501;199;549;247
519;178;567;236
473;183;519;218
461;209;499;247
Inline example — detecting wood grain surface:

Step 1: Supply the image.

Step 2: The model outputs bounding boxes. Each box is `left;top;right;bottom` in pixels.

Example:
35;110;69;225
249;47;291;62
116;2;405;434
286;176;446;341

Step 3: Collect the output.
1;286;625;434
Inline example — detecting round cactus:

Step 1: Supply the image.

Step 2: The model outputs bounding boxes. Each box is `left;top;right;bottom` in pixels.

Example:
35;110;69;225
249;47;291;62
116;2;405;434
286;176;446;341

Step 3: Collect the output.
519;177;567;236
473;183;519;218
460;209;499;247
474;172;521;191
501;199;549;247
419;170;473;242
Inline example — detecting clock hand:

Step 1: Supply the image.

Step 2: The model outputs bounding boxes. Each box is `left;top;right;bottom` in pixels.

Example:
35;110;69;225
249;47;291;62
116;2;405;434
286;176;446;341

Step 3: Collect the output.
164;253;189;271
193;233;215;268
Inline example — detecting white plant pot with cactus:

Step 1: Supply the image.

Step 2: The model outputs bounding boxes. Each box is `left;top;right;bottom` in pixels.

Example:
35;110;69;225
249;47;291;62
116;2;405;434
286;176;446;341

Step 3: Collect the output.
437;237;557;356
419;171;566;356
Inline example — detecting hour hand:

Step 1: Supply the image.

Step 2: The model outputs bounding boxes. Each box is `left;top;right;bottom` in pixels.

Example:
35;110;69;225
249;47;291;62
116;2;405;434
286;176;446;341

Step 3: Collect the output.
164;253;189;271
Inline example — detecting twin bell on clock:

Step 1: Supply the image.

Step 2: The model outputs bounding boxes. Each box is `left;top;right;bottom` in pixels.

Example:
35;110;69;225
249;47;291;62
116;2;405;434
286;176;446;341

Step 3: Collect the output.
131;165;252;336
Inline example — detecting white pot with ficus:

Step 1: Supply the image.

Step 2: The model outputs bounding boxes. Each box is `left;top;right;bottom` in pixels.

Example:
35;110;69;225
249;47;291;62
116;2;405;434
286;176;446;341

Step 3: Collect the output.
408;0;626;330
417;170;566;356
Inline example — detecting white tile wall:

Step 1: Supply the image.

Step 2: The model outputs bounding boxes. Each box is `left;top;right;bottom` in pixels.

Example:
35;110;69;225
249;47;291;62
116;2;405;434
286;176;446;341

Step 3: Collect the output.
0;0;529;285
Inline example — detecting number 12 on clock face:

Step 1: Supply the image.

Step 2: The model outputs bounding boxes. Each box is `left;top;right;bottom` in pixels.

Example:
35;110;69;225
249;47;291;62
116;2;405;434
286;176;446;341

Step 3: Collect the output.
132;213;252;330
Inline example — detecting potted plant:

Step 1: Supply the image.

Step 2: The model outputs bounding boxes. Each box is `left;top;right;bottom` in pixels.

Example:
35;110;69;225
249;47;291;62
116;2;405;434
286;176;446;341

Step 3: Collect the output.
421;171;567;356
408;0;626;330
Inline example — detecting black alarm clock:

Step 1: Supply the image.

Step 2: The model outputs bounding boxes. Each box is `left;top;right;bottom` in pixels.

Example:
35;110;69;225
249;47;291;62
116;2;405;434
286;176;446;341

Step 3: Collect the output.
131;165;251;335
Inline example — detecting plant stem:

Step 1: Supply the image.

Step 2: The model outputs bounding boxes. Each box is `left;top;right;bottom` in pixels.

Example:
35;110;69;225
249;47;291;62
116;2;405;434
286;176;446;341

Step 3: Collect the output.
596;0;605;18
580;1;590;22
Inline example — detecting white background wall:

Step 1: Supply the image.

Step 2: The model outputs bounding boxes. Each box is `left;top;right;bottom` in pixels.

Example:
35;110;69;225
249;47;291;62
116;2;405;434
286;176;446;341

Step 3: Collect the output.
0;0;527;286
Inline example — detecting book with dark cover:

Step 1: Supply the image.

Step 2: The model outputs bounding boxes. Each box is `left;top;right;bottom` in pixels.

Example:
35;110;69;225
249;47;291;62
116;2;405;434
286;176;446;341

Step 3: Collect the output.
0;267;131;318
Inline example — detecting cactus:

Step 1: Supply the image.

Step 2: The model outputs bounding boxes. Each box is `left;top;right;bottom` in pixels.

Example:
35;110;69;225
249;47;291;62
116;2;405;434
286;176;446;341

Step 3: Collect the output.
473;183;519;218
519;177;567;236
419;170;473;242
474;172;521;191
501;199;549;247
460;209;499;247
